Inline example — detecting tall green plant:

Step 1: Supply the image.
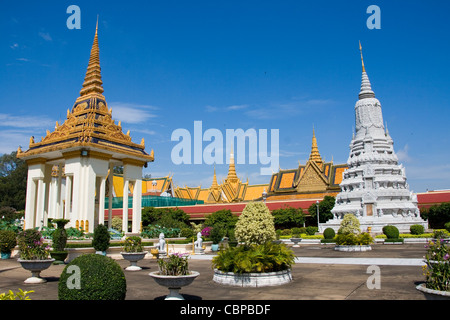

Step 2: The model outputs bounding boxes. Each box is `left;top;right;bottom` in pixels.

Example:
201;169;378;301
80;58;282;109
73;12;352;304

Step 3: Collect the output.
92;224;110;252
235;202;276;246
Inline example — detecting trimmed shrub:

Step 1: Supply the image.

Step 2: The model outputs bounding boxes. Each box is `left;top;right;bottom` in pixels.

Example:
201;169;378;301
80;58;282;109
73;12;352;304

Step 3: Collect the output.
305;226;318;236
383;225;400;239
410;224;425;235
335;232;373;245
444;222;450;233
323;228;336;240
111;217;122;231
0;229;17;254
58;254;126;300
91;224;110;252
235;202;276;246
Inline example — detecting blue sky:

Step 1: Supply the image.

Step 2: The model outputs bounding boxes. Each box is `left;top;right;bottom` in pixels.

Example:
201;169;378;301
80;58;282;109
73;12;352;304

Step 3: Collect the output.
1;1;450;193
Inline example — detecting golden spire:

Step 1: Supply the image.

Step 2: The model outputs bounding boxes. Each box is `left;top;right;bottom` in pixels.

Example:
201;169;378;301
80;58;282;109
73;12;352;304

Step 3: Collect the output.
359;40;366;73
77;17;104;101
211;165;219;189
226;147;238;182
309;128;323;166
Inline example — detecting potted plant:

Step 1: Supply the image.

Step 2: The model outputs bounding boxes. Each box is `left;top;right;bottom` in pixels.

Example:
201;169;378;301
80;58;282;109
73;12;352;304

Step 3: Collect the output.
50;219;70;264
92;224;110;255
16;229;54;283
417;238;449;300
210;227;223;252
120;236;148;271
0;229;17;259
149;252;199;300
212;241;295;287
290;227;302;247
334;214;373;251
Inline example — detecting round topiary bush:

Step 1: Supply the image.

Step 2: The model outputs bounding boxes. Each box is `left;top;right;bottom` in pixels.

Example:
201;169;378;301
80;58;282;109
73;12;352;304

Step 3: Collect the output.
58;254;126;300
410;224;424;235
323;227;336;240
382;225;400;239
235;202;276;246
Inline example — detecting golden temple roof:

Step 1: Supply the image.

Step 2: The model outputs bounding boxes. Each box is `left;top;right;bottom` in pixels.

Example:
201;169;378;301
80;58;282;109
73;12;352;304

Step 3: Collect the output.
308;128;323;167
17;22;153;164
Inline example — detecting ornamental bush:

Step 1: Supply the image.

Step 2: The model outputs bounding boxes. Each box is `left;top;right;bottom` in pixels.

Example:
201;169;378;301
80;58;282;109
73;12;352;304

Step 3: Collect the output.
234;202;276;246
212;242;295;274
382;225;400;239
58;254;126;300
410;224;425;235
338;214;360;235
0;229;17;254
91;224;110;252
323;228;336;240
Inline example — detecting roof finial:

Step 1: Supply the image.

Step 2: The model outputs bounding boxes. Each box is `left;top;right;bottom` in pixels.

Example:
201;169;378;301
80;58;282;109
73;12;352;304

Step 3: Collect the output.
309;127;323;166
77;18;104;101
359;40;366;73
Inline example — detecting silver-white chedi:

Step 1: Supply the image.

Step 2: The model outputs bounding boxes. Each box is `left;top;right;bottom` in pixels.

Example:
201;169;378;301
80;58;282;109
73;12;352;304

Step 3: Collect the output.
322;43;428;233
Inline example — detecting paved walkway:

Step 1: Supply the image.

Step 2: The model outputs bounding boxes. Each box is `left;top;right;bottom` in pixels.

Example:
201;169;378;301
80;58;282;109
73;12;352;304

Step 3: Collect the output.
0;243;430;303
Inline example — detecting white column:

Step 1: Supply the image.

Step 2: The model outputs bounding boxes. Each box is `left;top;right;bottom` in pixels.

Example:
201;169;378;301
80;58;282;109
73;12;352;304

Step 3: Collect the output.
24;177;37;229
36;178;46;229
122;179;129;232
108;163;113;229
132;179;142;233
64;175;72;220
57;165;63;218
99;177;106;226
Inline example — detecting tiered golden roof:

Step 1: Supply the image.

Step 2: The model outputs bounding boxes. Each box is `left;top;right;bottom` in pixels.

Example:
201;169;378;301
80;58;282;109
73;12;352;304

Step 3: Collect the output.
17;22;153;163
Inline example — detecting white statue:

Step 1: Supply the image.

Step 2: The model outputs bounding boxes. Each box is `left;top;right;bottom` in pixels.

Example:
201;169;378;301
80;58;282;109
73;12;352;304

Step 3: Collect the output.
194;232;203;249
158;233;166;252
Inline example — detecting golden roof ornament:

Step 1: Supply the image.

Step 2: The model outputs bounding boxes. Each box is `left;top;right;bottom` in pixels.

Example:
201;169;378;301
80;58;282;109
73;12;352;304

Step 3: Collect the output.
309;128;324;167
77;17;104;102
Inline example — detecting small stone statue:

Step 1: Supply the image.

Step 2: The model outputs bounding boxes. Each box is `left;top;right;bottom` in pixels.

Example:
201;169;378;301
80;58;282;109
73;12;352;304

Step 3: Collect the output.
194;232;203;249
158;233;166;253
194;232;204;254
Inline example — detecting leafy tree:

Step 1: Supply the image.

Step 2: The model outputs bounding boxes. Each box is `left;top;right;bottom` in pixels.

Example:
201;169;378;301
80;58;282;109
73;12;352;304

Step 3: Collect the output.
271;206;305;229
141;207;189;228
308;196;336;224
235;202;276;246
0;151;27;210
204;209;238;230
421;202;450;229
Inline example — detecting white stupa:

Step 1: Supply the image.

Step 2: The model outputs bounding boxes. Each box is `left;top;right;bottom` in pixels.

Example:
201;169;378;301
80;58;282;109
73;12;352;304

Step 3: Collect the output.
322;42;428;233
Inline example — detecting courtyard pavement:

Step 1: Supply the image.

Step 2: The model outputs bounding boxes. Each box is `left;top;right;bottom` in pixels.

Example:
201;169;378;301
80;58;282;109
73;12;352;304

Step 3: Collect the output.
0;242;431;303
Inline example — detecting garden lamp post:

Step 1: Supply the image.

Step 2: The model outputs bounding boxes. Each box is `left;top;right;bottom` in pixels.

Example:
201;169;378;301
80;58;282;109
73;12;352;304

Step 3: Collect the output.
316;200;320;232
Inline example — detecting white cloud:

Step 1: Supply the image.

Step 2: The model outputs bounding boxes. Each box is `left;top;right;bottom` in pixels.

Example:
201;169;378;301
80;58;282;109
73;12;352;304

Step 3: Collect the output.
396;144;411;162
0;113;53;129
205;104;248;112
38;32;52;41
108;102;158;124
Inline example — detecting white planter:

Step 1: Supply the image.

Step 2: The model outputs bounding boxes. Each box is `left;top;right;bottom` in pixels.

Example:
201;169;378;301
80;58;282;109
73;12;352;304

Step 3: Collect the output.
334;245;372;252
213;269;292;287
290;238;302;247
416;283;450;300
121;252;148;271
149;271;200;300
18;258;55;284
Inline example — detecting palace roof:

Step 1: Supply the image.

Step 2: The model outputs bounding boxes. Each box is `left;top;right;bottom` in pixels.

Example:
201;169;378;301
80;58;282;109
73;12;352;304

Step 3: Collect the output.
17;22;153;164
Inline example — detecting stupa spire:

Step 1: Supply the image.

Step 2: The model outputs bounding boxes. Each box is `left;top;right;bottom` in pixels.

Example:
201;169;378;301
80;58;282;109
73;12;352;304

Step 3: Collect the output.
226;147;238;181
211;165;219;188
77;17;104;101
309;128;323;166
358;41;375;100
